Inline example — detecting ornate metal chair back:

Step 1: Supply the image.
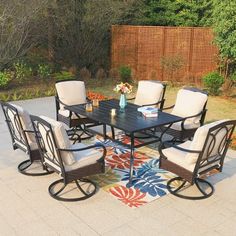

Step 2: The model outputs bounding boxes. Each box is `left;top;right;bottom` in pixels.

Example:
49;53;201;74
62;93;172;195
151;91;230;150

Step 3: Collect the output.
1;102;29;152
31;116;65;176
195;120;236;176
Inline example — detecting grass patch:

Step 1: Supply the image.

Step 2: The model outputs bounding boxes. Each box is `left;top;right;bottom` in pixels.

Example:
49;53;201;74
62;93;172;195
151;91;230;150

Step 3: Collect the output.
1;78;235;127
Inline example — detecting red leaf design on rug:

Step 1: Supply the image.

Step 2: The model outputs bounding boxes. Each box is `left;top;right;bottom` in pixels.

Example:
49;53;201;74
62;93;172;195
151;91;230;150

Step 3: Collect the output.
109;185;147;207
107;152;149;169
120;136;143;146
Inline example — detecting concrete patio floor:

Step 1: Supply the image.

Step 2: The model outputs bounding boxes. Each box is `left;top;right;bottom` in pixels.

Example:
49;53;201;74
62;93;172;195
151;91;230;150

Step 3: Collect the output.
0;97;236;236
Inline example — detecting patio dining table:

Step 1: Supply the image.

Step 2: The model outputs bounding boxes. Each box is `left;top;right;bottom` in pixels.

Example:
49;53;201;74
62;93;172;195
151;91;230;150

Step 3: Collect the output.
65;99;184;187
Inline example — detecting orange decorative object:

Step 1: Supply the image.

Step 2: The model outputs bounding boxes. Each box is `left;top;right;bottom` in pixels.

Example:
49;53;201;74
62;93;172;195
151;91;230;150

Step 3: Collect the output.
87;91;111;101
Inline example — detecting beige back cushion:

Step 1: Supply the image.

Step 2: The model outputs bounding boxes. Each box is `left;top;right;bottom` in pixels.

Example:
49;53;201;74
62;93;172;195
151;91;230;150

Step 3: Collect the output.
171;89;208;124
40;116;75;166
55;80;87;110
134;80;164;106
9;103;36;144
186;120;230;164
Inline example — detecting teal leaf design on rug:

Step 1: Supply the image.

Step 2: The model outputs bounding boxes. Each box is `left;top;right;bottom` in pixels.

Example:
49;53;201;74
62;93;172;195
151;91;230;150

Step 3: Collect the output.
136;159;168;176
134;171;167;197
122;170;167;197
97;139;129;154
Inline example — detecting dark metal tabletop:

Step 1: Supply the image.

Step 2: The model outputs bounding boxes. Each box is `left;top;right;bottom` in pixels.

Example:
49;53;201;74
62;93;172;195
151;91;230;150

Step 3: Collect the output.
65;99;183;133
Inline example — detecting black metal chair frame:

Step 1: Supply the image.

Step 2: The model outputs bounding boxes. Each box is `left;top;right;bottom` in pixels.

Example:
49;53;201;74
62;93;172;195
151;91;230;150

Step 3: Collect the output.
161;87;208;142
31;115;106;201
159;120;236;200
55;79;100;142
1;102;52;176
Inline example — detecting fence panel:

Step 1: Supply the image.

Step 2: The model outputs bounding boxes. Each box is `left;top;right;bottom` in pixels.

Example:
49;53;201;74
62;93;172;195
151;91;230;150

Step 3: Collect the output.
111;25;218;84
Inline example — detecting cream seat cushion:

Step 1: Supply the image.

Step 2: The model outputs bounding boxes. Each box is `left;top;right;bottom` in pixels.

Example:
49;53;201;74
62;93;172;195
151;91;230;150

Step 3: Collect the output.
9;103;38;150
187;119;230;164
162;120;230;172
64;142;102;171
40;116;75;166
39;116;101;172
134;80;164;106
56;81;87;111
162;141;195;171
171;89;208;127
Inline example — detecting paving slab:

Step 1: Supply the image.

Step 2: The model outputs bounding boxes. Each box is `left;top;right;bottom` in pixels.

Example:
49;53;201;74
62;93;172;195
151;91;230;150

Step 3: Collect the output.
0;97;235;236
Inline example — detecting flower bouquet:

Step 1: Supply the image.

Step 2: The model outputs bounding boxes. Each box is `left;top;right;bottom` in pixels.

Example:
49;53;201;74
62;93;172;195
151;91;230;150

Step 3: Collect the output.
113;82;133;109
113;82;133;94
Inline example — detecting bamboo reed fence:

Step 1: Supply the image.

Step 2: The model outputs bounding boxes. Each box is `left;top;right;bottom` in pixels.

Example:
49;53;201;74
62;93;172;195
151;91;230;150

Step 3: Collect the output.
111;25;219;84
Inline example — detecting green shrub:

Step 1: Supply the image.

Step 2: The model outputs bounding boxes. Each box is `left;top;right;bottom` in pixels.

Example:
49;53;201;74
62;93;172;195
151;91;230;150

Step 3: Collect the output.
54;71;75;81
202;72;224;95
38;64;52;79
0;71;11;89
13;61;33;83
119;66;132;83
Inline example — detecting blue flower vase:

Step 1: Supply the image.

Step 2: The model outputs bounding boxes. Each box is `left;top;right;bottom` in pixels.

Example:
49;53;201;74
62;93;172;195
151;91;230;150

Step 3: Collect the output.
119;93;127;110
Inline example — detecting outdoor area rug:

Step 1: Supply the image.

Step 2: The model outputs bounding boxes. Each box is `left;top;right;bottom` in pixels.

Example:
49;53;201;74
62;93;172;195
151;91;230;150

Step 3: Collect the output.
86;134;177;208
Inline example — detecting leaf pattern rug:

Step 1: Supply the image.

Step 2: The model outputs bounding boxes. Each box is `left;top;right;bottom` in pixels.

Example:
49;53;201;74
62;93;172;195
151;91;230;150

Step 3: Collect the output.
85;134;177;208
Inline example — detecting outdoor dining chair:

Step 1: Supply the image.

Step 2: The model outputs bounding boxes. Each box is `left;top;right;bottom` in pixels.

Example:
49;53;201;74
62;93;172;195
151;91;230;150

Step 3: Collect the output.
129;80;166;109
31;115;106;201
1;102;52;176
55;79;99;141
125;80;166;139
161;87;208;141
159;119;236;200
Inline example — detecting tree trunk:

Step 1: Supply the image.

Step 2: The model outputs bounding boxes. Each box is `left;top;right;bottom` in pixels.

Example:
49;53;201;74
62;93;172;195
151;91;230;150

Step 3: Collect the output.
47;6;54;62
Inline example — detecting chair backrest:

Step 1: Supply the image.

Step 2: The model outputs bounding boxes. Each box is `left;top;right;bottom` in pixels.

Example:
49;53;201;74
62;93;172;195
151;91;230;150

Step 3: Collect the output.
134;80;166;107
55;80;87;111
1;102;35;152
31;115;76;174
186;120;236;175
171;87;208;125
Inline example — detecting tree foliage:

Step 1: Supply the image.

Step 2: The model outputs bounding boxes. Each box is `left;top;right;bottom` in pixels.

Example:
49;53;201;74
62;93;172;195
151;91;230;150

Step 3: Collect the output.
48;0;143;72
0;0;48;70
212;0;236;92
213;1;236;61
139;0;213;26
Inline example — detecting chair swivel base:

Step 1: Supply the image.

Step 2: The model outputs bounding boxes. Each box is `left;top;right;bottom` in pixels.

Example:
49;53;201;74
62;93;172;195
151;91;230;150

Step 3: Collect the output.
18;159;53;176
48;178;97;202
167;177;214;200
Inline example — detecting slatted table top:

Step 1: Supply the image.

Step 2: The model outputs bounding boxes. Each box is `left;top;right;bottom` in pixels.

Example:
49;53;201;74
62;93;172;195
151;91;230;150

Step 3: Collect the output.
65;99;183;133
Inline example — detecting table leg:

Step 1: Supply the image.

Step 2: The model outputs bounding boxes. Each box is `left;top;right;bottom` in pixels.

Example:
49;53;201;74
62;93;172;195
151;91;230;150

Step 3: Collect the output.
103;124;107;140
159;123;172;142
127;133;134;188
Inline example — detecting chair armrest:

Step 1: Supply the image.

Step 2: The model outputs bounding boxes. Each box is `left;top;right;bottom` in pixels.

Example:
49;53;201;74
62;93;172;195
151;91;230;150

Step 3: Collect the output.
58;143;105;152
55;96;68;107
180;110;205;131
161;104;175;111
126;97;136;101
159;141;201;154
58;143;107;163
140;99;164;107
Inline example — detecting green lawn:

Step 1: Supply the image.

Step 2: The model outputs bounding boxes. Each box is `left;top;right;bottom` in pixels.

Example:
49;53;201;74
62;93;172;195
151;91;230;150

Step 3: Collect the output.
1;78;235;124
87;81;236;124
